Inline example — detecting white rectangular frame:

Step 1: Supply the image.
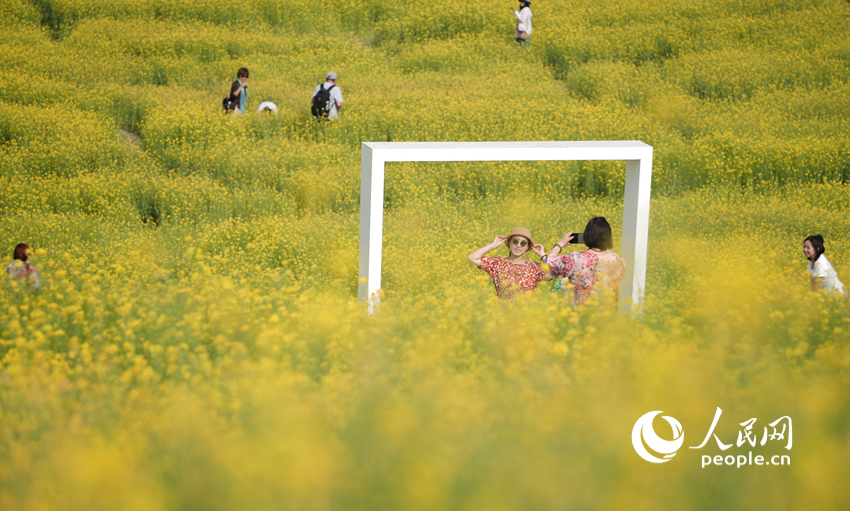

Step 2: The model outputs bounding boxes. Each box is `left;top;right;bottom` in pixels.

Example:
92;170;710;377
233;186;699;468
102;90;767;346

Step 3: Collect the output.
359;141;653;312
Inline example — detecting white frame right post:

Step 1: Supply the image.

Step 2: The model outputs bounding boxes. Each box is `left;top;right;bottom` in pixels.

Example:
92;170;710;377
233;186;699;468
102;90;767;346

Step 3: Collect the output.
359;141;653;312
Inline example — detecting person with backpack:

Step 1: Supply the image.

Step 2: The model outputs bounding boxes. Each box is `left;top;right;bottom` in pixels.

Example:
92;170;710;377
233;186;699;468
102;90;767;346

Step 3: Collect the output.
223;68;249;114
311;71;344;120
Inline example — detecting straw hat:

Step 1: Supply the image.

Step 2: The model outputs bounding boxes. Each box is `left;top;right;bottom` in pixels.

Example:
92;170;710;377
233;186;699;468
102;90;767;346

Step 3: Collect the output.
507;227;535;252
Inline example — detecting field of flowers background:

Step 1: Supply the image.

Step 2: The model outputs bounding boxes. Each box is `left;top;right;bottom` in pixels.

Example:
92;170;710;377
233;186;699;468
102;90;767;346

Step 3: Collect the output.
1;0;849;508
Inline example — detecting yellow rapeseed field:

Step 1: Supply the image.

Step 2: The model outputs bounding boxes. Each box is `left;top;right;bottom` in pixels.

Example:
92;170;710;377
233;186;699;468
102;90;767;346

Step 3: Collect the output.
1;0;849;509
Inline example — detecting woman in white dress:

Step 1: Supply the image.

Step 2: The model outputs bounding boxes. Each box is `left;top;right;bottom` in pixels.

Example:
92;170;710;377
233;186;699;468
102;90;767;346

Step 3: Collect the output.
512;0;532;44
803;235;845;295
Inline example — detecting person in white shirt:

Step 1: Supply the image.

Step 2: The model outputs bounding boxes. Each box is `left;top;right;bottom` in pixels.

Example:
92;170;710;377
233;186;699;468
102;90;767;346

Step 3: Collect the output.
512;0;532;44
311;71;344;120
803;234;846;296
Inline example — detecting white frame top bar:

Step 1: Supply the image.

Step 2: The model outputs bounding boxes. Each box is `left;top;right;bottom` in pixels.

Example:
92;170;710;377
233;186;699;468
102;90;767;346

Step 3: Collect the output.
361;140;651;161
359;141;653;312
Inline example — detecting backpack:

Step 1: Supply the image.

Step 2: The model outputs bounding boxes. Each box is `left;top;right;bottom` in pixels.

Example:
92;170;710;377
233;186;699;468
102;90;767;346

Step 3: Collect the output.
311;84;336;118
223;81;241;111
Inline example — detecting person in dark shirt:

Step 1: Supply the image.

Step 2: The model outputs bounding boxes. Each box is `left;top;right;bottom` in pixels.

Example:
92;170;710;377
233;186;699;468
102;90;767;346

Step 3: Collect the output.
229;68;249;114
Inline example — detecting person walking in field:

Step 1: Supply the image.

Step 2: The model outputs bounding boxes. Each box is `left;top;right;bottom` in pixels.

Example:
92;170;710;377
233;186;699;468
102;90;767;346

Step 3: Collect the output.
7;243;42;290
225;68;249;114
311;71;344;120
803;235;845;295
545;217;625;305
468;227;551;299
512;0;532;44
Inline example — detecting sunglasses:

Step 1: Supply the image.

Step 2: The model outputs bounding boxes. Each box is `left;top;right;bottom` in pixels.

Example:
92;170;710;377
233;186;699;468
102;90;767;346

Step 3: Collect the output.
510;238;529;247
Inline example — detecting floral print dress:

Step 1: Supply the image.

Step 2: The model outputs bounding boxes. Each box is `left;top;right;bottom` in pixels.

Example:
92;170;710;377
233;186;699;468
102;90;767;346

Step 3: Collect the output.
6;260;41;290
595;254;627;295
479;256;546;299
544;251;598;304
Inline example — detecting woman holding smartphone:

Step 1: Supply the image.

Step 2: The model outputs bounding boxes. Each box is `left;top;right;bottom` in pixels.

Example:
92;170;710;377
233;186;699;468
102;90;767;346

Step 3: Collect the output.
545;217;625;304
803;235;845;295
544;231;597;305
468;227;551;299
584;217;626;297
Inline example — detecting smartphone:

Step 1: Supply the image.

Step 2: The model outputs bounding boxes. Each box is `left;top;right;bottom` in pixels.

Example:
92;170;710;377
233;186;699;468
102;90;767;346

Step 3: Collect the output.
569;232;585;245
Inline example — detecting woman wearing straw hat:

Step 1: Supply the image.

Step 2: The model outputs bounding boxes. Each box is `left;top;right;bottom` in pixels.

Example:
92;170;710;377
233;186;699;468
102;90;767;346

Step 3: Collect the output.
468;227;552;299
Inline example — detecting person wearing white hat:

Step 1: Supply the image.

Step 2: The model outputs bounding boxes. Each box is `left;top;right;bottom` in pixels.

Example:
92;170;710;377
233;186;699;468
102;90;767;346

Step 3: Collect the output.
311;71;344;120
468;227;552;299
257;101;278;114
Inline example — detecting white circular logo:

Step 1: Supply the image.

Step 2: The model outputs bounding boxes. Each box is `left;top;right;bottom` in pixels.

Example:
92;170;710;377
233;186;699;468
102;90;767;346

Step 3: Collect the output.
632;411;685;463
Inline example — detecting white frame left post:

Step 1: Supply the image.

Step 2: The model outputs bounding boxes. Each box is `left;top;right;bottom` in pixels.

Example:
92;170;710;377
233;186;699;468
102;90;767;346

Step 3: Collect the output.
358;144;386;311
